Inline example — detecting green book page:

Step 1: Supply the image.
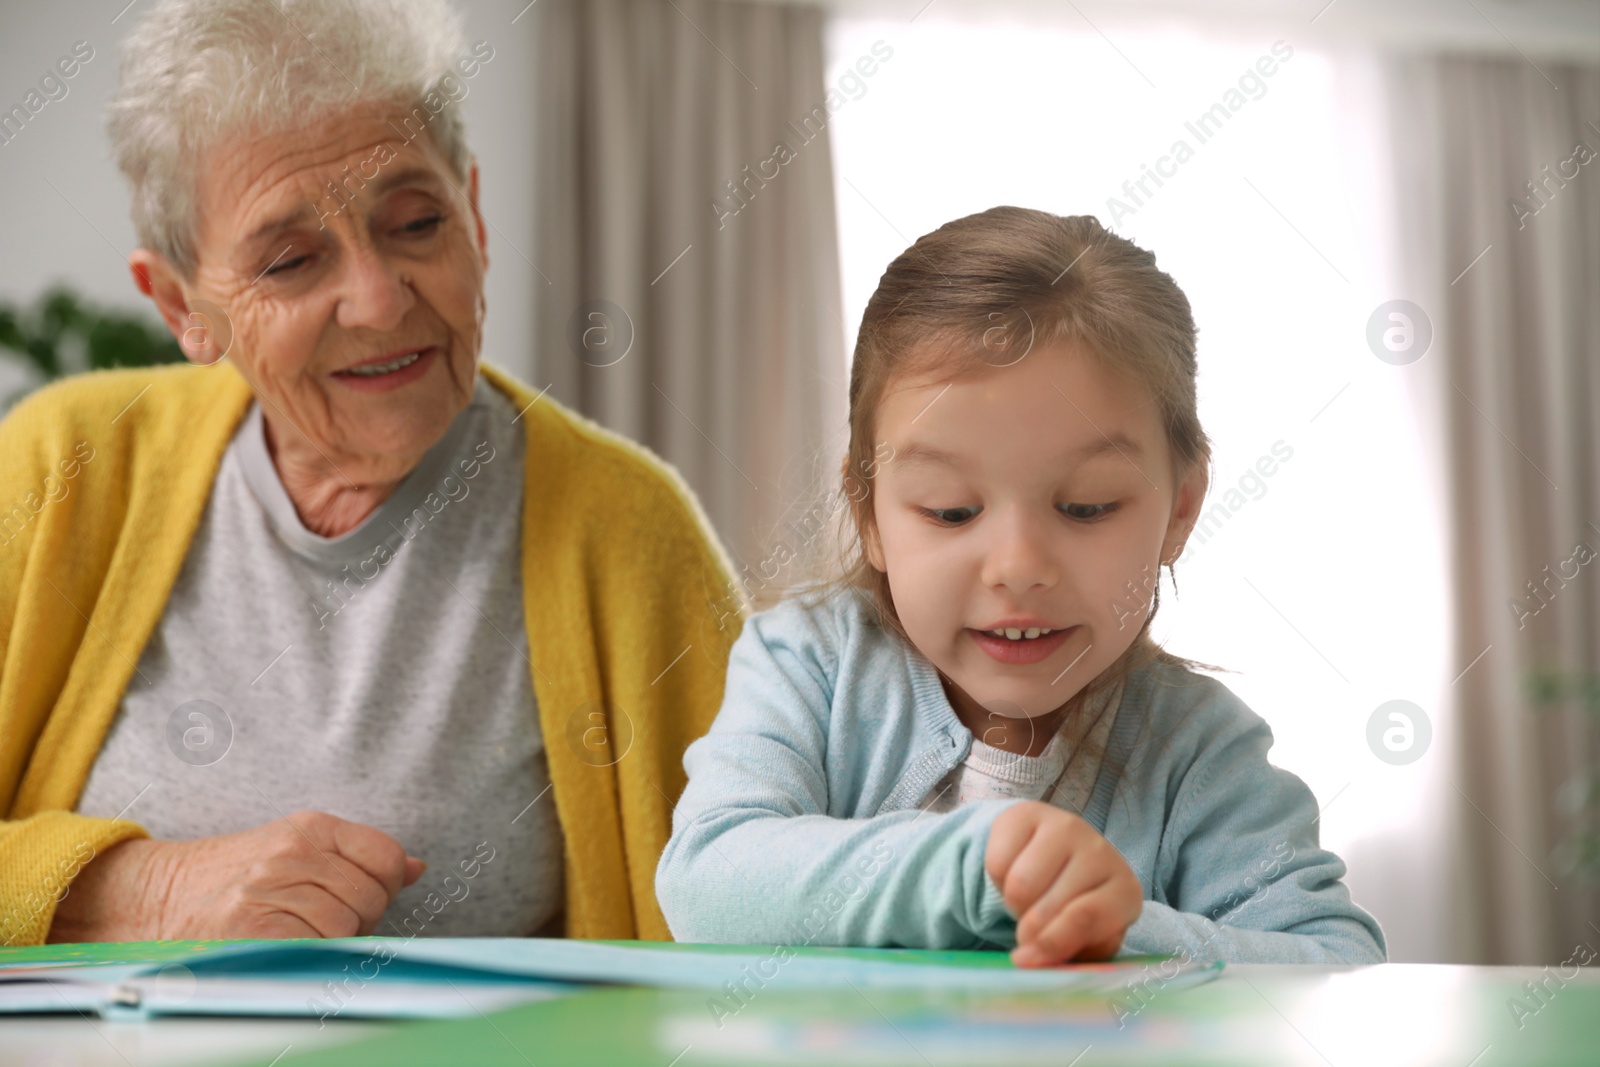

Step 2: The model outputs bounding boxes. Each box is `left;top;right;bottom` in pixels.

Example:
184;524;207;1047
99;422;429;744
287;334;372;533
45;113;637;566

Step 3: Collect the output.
591;939;1181;969
0;939;264;969
2;937;1179;975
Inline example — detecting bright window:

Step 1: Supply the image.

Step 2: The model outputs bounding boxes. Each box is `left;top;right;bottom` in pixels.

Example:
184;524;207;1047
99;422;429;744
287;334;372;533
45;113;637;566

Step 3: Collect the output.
826;15;1454;948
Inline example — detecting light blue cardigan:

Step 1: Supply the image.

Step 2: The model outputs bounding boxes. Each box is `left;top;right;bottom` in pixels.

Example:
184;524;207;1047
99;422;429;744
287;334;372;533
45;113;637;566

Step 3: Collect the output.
656;589;1386;964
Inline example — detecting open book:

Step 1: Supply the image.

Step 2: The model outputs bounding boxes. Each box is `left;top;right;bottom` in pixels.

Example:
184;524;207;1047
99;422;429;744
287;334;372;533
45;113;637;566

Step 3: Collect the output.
0;937;1224;1021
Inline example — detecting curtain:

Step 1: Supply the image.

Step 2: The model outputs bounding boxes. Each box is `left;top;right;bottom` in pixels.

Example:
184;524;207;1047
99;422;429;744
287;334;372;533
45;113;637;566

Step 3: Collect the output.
1386;56;1600;964
529;0;847;577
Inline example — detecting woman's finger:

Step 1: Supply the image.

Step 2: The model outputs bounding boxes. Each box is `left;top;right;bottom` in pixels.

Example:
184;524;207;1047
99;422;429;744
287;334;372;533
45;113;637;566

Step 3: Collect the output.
285;811;411;902
289;852;394;934
326;817;414;901
263;883;366;940
240;907;326;941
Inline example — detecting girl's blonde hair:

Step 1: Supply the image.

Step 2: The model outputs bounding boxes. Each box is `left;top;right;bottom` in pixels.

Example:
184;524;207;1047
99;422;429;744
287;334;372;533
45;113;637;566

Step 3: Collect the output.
823;206;1226;708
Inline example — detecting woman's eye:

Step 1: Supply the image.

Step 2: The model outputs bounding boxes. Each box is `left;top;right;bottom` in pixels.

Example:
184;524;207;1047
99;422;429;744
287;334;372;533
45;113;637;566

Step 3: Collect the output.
923;506;980;525
1059;502;1117;521
264;255;309;276
399;214;445;235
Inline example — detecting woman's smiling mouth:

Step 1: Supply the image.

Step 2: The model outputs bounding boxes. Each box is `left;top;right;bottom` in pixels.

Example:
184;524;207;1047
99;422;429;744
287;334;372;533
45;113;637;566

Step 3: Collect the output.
332;346;439;391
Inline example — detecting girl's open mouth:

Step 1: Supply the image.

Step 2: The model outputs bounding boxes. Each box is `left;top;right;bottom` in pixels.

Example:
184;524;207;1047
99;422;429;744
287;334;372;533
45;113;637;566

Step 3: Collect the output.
968;626;1077;665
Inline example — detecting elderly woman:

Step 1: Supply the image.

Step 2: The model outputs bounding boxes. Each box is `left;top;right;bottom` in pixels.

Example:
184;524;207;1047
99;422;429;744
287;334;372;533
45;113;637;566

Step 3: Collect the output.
0;0;742;946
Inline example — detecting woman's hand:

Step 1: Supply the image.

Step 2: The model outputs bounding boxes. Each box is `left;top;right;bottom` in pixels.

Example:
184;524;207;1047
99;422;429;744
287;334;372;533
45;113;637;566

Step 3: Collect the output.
985;801;1143;967
48;811;425;942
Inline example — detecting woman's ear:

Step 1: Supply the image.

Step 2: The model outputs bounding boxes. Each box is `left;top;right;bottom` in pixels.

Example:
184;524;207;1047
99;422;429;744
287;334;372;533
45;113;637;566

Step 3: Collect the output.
1161;461;1209;566
129;249;230;365
467;158;488;271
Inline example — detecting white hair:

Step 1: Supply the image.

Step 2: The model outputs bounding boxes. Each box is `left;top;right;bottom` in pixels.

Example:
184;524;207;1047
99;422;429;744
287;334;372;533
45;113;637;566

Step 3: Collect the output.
106;0;473;280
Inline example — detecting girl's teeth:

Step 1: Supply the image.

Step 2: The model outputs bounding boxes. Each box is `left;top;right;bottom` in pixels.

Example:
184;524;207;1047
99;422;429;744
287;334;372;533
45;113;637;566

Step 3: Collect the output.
989;627;1055;641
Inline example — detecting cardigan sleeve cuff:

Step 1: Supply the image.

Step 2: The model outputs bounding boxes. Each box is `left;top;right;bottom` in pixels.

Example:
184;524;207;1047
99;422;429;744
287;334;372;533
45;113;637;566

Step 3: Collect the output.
973;862;1017;946
0;810;149;947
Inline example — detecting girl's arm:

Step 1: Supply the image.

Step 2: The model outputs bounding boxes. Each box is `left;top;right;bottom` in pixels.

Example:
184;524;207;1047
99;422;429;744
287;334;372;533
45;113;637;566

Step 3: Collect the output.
654;603;1015;949
1119;713;1387;964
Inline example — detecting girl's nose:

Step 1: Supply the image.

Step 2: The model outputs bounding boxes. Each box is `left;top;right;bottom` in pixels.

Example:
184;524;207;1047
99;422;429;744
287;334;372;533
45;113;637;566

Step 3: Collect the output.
979;509;1059;592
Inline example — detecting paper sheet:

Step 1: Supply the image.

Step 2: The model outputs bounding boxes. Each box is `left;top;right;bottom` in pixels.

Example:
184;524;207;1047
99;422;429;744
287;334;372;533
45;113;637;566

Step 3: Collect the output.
0;938;1222;1020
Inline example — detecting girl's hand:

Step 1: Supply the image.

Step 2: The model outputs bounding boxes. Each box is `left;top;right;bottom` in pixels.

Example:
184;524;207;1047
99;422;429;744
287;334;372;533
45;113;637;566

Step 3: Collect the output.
985;801;1143;967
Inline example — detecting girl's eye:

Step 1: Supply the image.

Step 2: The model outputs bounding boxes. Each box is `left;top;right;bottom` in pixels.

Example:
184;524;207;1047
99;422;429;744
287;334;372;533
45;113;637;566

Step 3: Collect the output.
399;214;445;235
1059;502;1117;521
923;506;980;526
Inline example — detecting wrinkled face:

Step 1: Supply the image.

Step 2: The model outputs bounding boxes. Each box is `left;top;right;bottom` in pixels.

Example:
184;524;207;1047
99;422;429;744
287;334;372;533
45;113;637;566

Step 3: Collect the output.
866;340;1202;734
184;107;486;481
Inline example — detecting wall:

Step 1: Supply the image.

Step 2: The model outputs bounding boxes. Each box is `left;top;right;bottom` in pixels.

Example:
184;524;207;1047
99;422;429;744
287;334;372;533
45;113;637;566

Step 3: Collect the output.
0;0;539;394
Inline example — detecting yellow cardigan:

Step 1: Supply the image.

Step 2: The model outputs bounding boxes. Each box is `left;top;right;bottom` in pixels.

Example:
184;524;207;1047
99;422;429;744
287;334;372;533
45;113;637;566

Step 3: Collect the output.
0;361;745;946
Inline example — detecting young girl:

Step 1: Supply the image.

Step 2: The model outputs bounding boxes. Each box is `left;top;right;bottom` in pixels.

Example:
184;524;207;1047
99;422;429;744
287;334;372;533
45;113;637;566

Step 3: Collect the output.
656;208;1385;966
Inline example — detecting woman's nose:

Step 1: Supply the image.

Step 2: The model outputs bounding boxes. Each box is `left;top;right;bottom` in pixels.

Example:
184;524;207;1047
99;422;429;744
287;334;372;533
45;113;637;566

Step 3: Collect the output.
334;244;414;334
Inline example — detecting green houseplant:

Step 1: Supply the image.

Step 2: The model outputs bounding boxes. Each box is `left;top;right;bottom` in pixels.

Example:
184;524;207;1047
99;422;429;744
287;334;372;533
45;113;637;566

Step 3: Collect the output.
1529;665;1600;882
0;285;185;412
